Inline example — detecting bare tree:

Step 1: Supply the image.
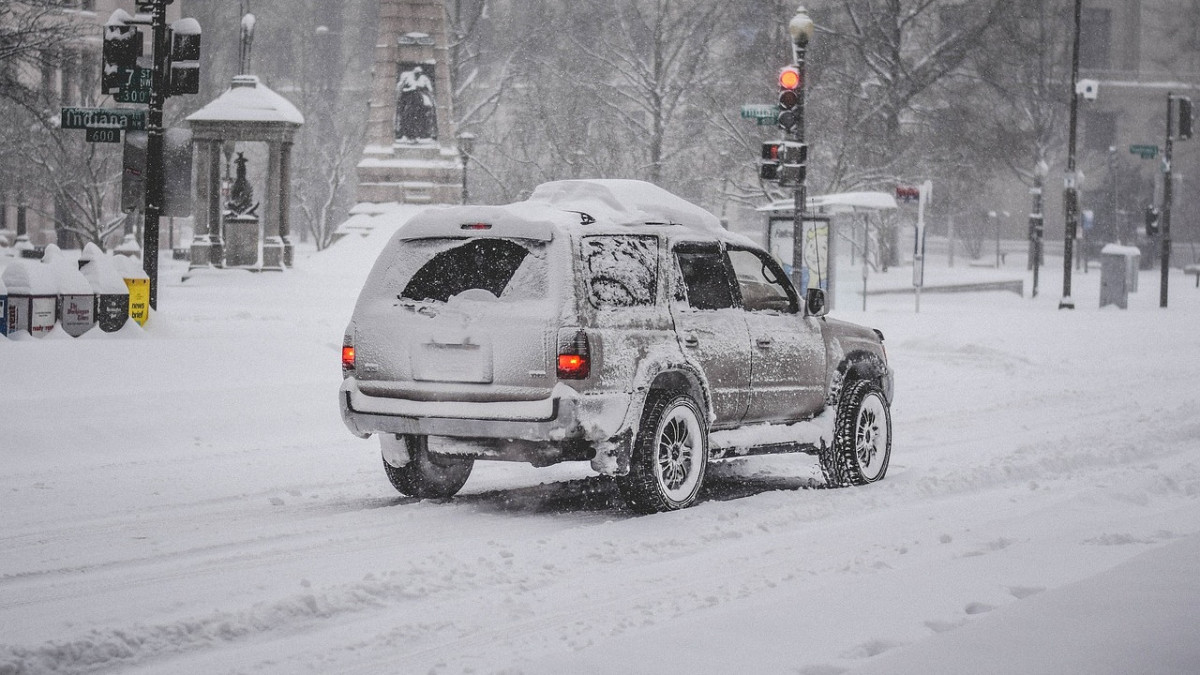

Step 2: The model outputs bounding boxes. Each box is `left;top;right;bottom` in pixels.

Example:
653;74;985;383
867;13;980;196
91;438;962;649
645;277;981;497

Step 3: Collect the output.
18;113;126;248
0;0;87;111
296;122;363;250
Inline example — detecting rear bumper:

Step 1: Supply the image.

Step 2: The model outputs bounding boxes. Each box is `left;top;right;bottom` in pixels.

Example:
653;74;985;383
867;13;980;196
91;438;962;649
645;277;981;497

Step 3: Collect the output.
339;378;629;443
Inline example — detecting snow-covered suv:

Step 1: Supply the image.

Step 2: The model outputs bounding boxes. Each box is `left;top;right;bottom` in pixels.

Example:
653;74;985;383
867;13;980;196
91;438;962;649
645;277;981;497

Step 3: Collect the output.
340;180;893;512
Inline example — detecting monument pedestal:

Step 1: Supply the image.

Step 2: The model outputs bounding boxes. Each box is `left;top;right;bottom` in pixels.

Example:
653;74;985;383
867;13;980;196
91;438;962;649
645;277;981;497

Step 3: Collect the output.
224;215;260;268
357;142;461;204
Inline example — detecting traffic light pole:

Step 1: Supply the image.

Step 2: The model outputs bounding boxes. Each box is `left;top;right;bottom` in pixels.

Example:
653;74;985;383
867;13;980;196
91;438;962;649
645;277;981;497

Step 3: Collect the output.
787;9;814;296
790;45;807;294
1160;93;1175;309
1060;0;1083;310
143;0;169;311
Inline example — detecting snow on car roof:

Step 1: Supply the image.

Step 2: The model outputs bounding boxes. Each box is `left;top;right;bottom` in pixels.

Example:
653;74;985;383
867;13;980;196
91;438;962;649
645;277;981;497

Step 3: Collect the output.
527;179;723;232
394;179;725;242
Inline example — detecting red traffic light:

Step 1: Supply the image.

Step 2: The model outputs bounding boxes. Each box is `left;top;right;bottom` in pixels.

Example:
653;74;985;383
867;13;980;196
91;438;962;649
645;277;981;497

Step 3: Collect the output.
779;66;802;90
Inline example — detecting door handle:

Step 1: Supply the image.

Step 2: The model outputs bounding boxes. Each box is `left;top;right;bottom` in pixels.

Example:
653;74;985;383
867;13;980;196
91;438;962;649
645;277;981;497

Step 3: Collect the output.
756;337;774;348
682;334;700;348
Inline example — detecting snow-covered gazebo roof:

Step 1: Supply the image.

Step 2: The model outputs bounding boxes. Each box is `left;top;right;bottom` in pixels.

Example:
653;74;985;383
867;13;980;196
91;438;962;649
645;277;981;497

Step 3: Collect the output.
186;74;303;142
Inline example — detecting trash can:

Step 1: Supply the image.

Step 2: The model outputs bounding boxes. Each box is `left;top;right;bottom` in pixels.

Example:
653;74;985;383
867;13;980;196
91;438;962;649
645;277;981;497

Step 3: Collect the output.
79;243;131;333
2;260;57;337
42;245;95;337
1100;244;1141;309
0;274;8;338
113;254;150;326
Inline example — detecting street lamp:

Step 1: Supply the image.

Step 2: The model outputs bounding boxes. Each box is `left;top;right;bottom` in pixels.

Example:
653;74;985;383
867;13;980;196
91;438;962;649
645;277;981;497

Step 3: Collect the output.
1060;0;1083;309
787;6;814;295
989;210;1010;268
457;131;475;204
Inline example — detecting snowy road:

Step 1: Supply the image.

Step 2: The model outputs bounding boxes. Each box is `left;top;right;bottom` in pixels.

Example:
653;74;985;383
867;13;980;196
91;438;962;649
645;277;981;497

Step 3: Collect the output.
3;235;1200;674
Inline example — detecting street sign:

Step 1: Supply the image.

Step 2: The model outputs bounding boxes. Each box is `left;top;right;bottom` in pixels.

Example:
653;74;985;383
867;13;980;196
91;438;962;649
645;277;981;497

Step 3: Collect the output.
1130;144;1159;159
86;126;122;143
114;66;152;104
741;104;779;126
60;107;146;131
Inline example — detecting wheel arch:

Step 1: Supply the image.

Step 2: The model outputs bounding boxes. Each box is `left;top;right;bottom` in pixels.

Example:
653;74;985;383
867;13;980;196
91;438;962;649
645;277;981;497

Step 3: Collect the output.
830;350;891;406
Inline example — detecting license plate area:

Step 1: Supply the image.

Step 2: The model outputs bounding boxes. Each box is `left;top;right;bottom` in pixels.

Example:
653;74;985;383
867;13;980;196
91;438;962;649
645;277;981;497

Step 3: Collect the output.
411;340;493;383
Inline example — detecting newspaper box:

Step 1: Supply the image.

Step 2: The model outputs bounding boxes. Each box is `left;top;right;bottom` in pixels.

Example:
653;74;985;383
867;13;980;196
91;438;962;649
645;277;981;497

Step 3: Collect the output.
2;260;57;337
113;255;150;326
79;243;131;332
42;245;95;337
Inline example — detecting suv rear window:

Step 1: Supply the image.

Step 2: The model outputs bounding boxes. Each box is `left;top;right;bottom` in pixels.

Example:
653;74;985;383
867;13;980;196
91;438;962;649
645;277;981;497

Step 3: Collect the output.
582;235;658;307
372;238;547;303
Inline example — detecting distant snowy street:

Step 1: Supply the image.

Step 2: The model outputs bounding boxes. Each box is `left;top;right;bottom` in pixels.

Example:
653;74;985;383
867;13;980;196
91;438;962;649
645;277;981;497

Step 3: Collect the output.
3;218;1200;674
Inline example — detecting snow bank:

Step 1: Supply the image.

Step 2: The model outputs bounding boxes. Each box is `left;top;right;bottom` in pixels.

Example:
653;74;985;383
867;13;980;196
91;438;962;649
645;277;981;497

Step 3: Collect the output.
2;259;56;294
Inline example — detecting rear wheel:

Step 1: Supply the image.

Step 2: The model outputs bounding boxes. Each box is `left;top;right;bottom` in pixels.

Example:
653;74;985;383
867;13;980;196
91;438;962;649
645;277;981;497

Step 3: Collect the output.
382;435;474;499
820;379;891;487
617;391;708;513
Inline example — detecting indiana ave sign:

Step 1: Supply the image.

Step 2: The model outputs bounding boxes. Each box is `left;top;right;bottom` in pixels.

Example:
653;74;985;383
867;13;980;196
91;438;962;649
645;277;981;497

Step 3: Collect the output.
60;107;146;132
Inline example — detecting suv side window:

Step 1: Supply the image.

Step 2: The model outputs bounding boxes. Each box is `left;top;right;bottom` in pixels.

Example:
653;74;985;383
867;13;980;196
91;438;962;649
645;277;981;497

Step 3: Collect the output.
582;235;658;307
674;243;737;310
727;248;797;313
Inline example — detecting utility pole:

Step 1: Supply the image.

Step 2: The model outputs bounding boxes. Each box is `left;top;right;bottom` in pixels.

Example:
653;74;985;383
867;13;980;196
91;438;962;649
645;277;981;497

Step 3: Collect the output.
1060;0;1083;310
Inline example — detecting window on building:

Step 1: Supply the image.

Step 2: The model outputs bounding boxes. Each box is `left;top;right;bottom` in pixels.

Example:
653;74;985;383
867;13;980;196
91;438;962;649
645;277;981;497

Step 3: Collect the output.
1080;8;1112;70
1084;110;1117;152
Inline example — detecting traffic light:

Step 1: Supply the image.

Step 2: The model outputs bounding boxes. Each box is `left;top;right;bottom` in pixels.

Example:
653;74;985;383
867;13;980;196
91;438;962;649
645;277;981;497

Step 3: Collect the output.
777;66;802;132
1178;96;1193;141
1145;204;1160;236
760;142;782;181
102;18;142;94
778;141;806;187
168;19;202;96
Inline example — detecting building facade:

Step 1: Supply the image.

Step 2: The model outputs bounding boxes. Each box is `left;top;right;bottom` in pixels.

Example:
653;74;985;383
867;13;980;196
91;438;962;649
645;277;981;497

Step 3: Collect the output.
1076;0;1200;256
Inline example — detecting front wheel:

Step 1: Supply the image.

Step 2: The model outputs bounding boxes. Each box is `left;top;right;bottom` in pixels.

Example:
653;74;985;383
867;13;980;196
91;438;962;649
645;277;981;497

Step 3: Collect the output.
617;391;708;513
382;435;474;499
820;379;891;487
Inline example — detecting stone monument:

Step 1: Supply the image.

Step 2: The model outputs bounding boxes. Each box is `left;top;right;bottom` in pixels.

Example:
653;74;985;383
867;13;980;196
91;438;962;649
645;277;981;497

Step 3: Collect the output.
357;1;463;205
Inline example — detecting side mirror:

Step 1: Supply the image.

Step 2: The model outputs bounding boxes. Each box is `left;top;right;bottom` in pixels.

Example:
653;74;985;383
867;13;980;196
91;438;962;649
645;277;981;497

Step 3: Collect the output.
805;287;828;317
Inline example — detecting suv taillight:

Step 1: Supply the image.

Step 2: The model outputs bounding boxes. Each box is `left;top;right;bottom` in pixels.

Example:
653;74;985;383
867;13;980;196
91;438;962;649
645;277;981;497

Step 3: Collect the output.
557;330;590;379
342;342;355;374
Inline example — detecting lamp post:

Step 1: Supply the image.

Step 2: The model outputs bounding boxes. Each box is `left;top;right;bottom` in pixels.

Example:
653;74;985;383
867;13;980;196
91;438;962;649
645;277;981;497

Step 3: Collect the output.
1060;0;1083;309
788;7;814;295
989;210;1010;268
457;131;475;204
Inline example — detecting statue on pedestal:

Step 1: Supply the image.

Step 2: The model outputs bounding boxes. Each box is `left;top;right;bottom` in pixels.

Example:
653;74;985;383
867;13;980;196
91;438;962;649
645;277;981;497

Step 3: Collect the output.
395;63;437;142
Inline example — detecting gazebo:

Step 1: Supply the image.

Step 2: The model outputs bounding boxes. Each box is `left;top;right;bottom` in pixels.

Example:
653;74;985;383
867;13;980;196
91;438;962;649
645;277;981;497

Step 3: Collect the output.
186;74;304;270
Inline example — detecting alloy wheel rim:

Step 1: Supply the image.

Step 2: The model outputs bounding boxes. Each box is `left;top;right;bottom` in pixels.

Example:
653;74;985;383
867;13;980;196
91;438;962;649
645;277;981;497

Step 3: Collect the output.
855;393;888;480
655;403;703;500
